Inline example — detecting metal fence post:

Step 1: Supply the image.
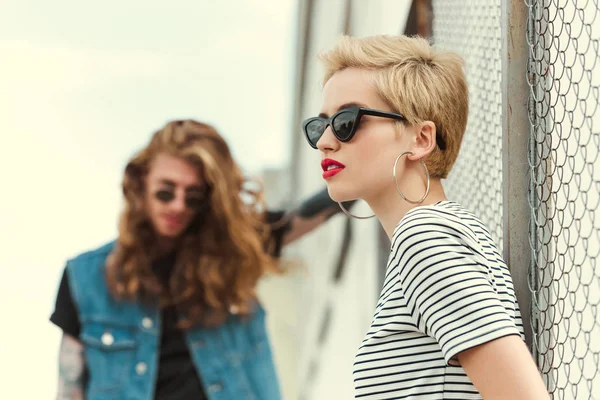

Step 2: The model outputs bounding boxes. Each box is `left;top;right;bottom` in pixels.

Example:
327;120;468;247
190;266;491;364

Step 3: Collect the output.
501;0;534;350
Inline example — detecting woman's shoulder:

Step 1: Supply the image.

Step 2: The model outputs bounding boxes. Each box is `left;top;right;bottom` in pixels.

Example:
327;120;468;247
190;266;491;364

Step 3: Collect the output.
392;201;481;248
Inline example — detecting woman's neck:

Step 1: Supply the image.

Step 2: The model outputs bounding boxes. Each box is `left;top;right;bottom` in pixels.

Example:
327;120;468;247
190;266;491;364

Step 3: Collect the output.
156;236;178;255
366;178;447;240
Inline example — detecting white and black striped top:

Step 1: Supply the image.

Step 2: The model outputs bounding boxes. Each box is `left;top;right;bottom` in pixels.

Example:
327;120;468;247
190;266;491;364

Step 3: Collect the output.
354;201;524;399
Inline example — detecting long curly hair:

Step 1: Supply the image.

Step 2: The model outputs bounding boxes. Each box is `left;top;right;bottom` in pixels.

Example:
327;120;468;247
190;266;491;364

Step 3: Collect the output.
106;119;278;328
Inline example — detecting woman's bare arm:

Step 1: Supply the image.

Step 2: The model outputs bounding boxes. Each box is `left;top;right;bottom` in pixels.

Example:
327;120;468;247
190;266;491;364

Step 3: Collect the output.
280;187;355;246
458;335;549;400
56;333;86;400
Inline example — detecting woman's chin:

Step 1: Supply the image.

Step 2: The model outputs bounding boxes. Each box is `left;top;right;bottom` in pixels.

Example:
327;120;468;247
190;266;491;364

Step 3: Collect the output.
326;186;357;204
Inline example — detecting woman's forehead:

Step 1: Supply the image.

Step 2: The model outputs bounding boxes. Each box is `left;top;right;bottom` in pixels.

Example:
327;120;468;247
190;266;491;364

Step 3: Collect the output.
321;68;385;114
148;153;203;187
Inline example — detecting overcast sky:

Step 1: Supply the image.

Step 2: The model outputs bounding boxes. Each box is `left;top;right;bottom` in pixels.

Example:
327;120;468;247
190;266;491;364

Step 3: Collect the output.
0;1;296;397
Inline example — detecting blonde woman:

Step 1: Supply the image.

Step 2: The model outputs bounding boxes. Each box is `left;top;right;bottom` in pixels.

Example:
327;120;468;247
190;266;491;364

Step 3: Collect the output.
302;35;549;399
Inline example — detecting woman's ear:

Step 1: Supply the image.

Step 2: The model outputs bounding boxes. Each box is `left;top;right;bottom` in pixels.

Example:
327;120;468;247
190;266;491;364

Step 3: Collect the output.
409;121;437;160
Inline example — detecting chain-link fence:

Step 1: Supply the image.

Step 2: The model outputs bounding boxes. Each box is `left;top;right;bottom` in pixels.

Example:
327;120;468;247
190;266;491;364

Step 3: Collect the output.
526;0;600;398
432;0;505;252
433;0;599;398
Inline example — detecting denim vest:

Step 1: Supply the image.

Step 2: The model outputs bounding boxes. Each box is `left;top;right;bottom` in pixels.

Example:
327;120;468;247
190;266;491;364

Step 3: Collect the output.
67;241;282;400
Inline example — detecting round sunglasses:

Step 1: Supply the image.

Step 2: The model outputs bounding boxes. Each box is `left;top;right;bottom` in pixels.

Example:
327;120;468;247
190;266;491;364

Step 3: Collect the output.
302;106;446;150
154;189;208;209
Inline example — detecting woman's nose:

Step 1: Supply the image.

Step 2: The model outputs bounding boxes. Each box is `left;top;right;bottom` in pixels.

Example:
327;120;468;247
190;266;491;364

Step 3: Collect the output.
317;125;339;152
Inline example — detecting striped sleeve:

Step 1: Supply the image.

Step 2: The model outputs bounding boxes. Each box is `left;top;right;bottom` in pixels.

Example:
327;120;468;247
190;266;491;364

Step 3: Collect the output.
391;212;521;365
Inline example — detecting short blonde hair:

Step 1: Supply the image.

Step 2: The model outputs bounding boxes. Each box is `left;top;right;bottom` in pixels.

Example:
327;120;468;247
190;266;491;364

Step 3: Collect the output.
320;35;469;178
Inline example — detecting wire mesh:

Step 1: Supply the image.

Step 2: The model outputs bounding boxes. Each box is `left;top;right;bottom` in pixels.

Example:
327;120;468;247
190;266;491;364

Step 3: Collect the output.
432;0;505;252
526;0;600;399
433;0;600;398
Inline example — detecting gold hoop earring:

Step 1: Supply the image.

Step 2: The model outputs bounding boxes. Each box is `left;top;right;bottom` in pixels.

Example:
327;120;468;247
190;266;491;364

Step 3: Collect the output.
393;151;430;204
337;201;376;220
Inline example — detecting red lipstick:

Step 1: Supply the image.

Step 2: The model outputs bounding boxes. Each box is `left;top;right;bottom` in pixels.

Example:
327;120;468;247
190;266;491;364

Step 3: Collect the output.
321;158;345;179
164;215;183;229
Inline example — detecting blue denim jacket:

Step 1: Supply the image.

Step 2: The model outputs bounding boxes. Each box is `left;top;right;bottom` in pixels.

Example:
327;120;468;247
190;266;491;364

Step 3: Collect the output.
67;241;282;400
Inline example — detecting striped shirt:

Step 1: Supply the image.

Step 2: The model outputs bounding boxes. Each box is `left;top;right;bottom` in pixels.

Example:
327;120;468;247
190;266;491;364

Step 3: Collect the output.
354;201;524;399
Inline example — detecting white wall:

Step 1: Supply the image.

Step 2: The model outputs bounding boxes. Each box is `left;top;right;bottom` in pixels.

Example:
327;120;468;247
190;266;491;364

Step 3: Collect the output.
276;1;412;399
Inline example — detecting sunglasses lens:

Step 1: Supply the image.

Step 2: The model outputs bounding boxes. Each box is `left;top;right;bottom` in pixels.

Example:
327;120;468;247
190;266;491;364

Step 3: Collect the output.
332;111;356;141
155;190;175;203
305;119;326;147
155;188;209;210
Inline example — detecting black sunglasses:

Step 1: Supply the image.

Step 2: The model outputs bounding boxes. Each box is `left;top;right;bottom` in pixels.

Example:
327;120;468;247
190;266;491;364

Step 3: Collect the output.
154;189;209;209
302;106;446;150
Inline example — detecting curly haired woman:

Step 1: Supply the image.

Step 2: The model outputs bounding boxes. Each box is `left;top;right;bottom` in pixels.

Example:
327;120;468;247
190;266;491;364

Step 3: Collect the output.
50;119;348;400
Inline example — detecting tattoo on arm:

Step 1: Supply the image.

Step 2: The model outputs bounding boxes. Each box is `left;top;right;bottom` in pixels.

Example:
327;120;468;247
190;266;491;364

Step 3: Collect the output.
57;334;86;400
